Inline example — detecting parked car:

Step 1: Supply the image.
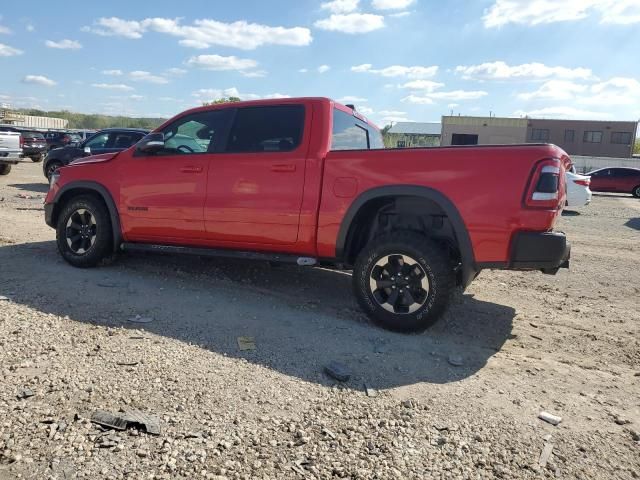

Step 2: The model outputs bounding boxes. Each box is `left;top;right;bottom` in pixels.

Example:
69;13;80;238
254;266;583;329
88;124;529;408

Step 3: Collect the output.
565;171;592;208
587;167;640;198
0;130;23;175
44;131;82;151
43;128;148;180
44;98;571;332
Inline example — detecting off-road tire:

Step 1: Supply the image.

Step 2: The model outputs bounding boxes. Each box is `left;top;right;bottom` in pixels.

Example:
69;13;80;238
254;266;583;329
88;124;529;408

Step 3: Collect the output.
0;164;11;175
353;232;454;333
31;155;43;163
632;185;640;198
56;195;113;268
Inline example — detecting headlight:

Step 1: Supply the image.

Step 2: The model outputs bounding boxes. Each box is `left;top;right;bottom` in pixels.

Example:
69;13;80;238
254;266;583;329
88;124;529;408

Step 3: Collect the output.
49;171;60;189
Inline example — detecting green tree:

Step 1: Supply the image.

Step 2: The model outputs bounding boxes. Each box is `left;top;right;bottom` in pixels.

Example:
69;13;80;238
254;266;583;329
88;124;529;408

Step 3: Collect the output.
18;108;166;130
202;97;241;106
634;139;640;155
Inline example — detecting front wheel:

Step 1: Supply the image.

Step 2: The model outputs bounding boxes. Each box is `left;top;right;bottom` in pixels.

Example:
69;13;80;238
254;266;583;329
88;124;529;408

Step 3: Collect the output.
633;185;640;198
353;232;455;332
0;164;11;175
56;195;113;268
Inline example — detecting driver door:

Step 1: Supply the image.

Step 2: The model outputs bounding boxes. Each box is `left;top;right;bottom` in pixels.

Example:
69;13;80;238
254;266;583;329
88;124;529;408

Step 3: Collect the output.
118;109;232;242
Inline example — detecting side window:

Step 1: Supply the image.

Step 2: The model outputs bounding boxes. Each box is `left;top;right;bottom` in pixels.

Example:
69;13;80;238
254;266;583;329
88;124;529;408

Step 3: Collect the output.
331;109;369;150
225;105;304;153
531;129;550;141
564;130;575;142
583;131;602;143
161;109;232;155
85;132;109;149
611;132;632;144
109;132;142;149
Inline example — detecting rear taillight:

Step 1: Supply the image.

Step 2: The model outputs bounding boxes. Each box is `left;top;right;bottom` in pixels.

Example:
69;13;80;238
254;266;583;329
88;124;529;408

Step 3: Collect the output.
525;159;563;209
19;135;24;148
573;179;590;187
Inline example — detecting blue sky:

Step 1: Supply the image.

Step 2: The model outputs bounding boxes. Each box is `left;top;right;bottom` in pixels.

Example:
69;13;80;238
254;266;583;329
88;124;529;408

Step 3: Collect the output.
1;0;639;126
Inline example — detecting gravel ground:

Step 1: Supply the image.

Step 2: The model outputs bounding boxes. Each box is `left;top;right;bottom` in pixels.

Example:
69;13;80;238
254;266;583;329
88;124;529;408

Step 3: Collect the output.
0;162;639;479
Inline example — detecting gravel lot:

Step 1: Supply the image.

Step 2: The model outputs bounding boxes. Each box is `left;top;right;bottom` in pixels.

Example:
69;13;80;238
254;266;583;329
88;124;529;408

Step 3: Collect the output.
1;162;639;479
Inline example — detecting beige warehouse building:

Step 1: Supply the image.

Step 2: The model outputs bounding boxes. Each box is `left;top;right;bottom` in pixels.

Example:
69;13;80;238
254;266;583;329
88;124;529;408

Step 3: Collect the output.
441;115;638;158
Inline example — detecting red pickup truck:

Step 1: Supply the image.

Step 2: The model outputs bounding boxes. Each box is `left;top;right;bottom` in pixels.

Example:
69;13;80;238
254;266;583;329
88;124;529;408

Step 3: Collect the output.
44;98;570;332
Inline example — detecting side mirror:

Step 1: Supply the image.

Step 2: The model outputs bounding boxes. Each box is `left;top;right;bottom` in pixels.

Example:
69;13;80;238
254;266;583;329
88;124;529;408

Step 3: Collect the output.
137;132;165;154
83;146;91;155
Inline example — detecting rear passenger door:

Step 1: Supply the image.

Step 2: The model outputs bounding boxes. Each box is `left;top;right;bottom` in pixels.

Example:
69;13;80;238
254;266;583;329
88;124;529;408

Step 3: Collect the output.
204;104;309;245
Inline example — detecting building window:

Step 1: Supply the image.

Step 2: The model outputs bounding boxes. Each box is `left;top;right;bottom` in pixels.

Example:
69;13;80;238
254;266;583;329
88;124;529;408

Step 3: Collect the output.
610;131;632;144
396;140;406;148
564;130;575;142
531;129;550;141
583;131;603;143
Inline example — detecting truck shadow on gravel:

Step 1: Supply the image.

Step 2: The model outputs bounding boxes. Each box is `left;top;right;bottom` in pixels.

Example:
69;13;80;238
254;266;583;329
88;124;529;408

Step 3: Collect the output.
0;241;515;389
8;183;50;194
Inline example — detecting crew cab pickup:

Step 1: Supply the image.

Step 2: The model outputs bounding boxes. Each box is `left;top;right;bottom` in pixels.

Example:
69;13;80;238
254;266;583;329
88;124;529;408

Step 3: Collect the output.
0;130;23;176
44;98;570;332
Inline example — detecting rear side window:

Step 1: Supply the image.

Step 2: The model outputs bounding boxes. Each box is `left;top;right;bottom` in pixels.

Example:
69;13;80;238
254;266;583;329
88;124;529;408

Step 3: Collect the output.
331;109;369;150
225;105;304;153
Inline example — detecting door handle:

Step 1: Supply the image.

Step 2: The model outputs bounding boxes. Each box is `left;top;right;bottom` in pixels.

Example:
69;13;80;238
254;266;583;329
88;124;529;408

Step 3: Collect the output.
271;163;296;172
180;166;203;173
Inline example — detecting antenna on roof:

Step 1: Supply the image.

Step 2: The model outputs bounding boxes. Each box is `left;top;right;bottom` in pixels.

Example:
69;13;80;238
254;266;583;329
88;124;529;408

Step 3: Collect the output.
345;104;356;111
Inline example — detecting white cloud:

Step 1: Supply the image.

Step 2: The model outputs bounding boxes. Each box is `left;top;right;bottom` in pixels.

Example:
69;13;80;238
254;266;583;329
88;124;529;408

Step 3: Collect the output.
314;13;385;33
129;70;169;84
129;95;144;101
298;68;308;73
352;63;438;79
338;96;368;102
0;25;11;35
321;0;359;13
378;110;407;116
192;88;289;102
186;54;258;73
403;90;488;104
22;75;57;87
357;106;374;115
26;24;35;32
513;106;613;120
455;61;593;81
0;43;23;56
517;77;640;107
241;70;267;78
399;80;445;92
166;67;187;76
318;64;331;73
389;11;411;17
82;17;146;39
372;0;416;10
483;0;640;28
91;83;135;91
382;115;410;123
45;39;82;49
83;17;313;50
102;69;123;76
517;80;588;101
447;103;459;108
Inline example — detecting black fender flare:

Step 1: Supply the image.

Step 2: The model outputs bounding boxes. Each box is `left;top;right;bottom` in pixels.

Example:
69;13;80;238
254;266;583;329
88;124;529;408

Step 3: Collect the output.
336;185;477;287
51;181;122;251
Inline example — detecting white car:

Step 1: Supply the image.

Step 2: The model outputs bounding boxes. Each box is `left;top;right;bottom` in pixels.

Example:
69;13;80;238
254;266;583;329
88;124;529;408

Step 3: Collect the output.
566;170;592;208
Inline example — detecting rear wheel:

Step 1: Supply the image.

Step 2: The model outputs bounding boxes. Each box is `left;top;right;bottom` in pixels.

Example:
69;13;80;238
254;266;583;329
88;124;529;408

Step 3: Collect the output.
56;195;112;268
632;185;640;198
353;232;454;332
0;164;11;176
30;155;43;163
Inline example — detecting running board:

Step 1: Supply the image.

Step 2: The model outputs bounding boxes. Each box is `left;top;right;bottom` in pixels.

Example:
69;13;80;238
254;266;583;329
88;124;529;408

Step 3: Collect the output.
121;242;317;266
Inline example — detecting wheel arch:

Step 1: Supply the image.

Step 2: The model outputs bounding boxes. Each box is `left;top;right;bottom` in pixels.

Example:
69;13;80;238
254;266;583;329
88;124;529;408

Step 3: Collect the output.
51;181;122;251
336;185;476;287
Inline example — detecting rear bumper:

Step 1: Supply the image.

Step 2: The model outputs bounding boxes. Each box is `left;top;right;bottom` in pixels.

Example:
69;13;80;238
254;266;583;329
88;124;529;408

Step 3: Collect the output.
510;231;570;274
